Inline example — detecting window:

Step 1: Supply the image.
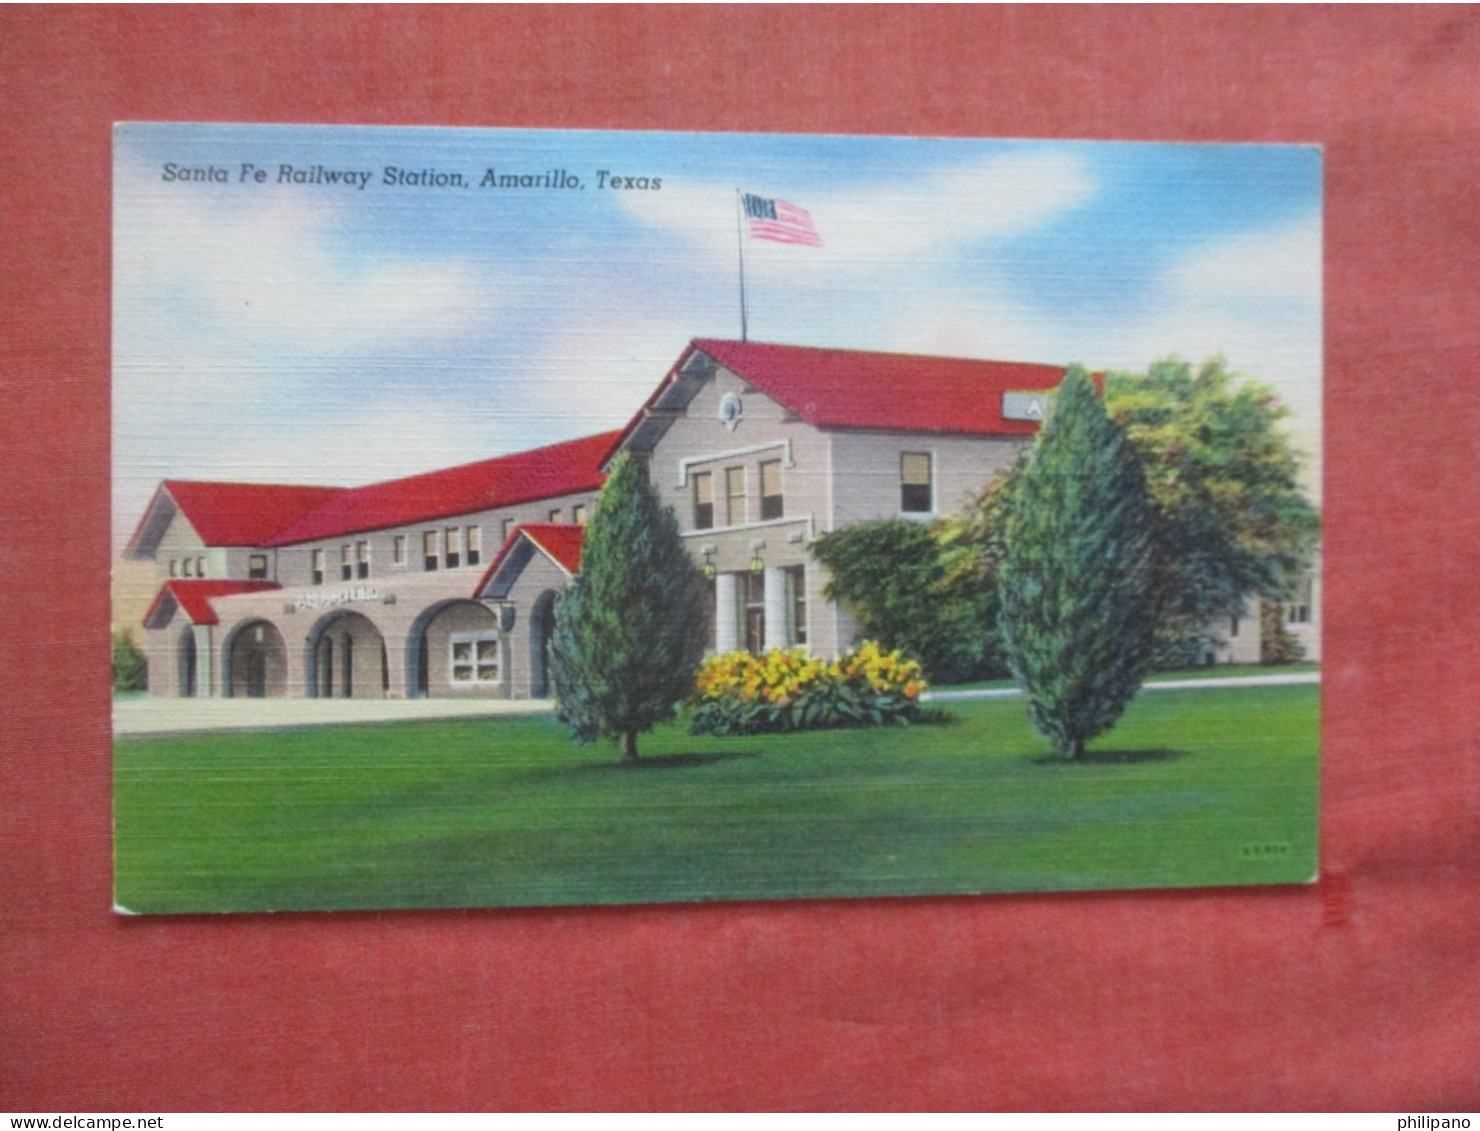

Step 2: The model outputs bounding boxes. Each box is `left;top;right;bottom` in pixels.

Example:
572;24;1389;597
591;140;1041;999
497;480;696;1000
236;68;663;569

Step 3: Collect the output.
901;452;933;513
548;508;563;524
501;518;515;542
423;530;439;571
312;548;325;585
445;526;462;570
572;504;587;526
393;535;406;565
181;557;194;578
168;559;177;577
196;556;206;577
248;553;268;580
1286;577;1314;625
760;460;783;520
450;633;500;685
726;466;746;526
340;544;353;581
693;471;714;530
1230;615;1241;638
466;526;481;566
356;541;370;579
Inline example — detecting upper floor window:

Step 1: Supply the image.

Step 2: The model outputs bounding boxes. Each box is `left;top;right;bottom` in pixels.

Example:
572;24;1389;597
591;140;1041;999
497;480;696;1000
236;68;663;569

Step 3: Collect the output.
572;504;588;527
423;530;440;572
393;535;407;565
445;526;462;570
548;507;563;524
760;459;783;521
901;452;933;513
693;471;714;530
181;557;194;578
725;466;746;526
466;525;482;566
356;541;370;579
312;548;325;585
168;559;178;578
248;553;268;581
340;544;353;581
196;556;206;577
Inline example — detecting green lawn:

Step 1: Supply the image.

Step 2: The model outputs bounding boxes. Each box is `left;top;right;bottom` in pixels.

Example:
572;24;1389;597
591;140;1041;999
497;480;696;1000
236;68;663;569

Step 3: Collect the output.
113;684;1319;913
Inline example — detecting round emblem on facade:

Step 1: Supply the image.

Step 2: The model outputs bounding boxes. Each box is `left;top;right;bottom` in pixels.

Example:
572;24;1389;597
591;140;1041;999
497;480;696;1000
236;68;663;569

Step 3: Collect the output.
718;392;743;430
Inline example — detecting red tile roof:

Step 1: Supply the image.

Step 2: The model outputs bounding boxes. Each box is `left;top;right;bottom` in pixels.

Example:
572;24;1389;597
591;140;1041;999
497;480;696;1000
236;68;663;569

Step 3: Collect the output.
690;339;1068;437
521;524;585;576
143;580;283;628
475;523;585;599
265;432;618;547
162;481;345;548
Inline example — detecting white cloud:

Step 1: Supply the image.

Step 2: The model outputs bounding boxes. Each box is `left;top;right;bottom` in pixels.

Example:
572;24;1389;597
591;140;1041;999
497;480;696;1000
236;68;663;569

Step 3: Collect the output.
114;158;511;357
1165;211;1321;304
616;149;1096;268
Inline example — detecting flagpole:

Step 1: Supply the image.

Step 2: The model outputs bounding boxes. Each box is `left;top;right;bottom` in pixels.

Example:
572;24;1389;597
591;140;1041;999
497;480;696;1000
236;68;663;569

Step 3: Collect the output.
734;188;749;342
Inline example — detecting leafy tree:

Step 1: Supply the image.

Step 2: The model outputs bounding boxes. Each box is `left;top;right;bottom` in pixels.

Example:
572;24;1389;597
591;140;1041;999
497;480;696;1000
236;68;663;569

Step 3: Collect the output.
810;519;1006;684
548;454;709;763
1105;357;1320;659
112;629;148;693
997;366;1160;759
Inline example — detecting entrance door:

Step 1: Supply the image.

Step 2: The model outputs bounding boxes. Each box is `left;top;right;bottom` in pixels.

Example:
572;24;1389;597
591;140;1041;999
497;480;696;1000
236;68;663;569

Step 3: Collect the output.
181;633;197;697
535;598;557;696
743;572;765;653
246;651;266;698
417;633;429;697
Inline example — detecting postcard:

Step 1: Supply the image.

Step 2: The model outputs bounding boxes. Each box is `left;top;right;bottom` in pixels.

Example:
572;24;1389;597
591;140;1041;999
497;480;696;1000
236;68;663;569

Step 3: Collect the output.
112;124;1321;913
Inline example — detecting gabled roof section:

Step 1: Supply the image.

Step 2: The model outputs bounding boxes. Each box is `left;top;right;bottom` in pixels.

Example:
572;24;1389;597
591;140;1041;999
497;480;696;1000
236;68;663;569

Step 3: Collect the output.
124;481;344;559
475;523;585;601
608;339;1072;460
265;432;619;547
142;580;283;629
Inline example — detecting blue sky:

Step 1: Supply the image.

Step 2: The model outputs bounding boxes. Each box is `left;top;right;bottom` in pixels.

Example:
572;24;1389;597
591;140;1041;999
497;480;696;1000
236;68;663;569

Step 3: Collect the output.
114;124;1322;552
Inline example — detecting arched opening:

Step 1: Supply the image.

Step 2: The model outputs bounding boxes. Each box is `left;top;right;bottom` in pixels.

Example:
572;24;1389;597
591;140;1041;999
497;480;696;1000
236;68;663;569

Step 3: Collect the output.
406;599;504;699
305;610;388;700
178;628;197;698
223;619;289;698
529;589;560;698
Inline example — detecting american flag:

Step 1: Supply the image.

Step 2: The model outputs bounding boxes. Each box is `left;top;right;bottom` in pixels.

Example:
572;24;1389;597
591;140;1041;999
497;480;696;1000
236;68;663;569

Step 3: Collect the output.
743;193;822;247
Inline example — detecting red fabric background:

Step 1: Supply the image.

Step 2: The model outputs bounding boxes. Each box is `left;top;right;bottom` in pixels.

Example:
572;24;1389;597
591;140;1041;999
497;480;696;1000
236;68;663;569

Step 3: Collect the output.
3;6;1478;1112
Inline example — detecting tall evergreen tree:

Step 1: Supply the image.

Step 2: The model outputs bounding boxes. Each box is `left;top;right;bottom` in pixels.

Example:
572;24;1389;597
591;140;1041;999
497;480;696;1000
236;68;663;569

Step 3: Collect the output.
548;453;709;763
996;366;1160;759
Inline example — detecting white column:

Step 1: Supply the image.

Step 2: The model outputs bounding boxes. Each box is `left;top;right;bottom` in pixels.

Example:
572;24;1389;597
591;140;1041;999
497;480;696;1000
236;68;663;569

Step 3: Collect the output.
763;566;787;651
714;572;739;654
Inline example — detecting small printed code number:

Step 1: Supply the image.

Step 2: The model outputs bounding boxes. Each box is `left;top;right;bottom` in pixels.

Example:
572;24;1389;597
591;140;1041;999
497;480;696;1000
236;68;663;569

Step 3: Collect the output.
1240;842;1292;859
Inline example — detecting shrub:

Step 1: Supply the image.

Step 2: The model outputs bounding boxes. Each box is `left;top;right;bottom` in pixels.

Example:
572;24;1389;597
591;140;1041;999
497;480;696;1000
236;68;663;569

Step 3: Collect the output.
690;641;935;736
112;629;148;693
811;520;1007;685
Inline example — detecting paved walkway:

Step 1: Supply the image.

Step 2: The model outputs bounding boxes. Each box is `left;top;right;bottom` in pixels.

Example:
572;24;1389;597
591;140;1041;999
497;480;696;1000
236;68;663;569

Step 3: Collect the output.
115;671;1319;737
113;695;557;737
922;671;1320;702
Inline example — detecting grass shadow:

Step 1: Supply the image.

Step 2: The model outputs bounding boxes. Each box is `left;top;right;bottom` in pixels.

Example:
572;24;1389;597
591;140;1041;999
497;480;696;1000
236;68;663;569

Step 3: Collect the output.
569;749;763;775
1032;747;1188;766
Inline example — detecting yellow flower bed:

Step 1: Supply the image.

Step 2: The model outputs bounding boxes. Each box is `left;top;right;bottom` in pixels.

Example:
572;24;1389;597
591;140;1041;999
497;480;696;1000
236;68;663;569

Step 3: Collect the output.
691;642;928;734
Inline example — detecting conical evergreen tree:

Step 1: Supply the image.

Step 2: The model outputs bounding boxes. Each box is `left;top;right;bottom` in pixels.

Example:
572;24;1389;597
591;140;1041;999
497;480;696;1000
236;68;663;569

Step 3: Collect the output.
996;366;1161;759
548;453;709;762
